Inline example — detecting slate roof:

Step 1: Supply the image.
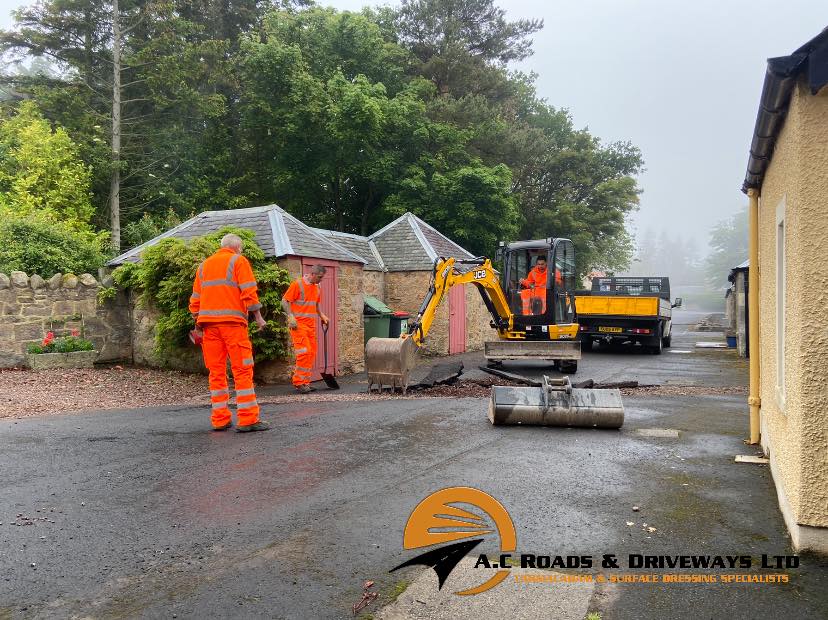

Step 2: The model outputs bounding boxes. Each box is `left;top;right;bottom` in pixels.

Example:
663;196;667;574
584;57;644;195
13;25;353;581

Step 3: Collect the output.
369;213;474;272
311;229;385;272
109;207;476;274
108;205;365;266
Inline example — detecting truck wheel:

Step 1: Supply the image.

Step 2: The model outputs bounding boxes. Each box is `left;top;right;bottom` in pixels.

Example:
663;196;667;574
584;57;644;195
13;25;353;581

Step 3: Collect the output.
559;360;578;374
650;325;663;355
579;335;593;351
663;332;672;348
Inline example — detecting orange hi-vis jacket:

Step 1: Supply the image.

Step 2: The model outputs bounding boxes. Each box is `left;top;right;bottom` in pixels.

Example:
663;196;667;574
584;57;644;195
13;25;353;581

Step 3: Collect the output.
283;276;322;327
189;248;261;325
521;265;548;291
520;266;562;289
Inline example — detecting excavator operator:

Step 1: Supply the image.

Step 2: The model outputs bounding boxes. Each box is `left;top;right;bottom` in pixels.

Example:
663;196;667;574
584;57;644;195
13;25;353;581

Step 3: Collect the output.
520;256;564;315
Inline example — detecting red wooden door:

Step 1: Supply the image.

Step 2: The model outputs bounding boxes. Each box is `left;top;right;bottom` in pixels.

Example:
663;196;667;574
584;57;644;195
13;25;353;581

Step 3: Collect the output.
449;284;466;354
302;259;338;381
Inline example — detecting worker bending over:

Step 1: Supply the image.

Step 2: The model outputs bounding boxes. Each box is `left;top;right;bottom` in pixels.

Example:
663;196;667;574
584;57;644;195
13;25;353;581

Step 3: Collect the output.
189;233;268;433
282;266;330;393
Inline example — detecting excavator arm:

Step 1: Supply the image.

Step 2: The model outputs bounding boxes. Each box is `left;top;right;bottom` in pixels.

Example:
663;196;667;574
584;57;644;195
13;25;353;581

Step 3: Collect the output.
408;257;513;346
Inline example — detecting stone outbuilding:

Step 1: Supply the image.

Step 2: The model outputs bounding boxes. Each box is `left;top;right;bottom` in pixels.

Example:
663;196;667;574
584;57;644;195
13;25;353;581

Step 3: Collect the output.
108;206;494;381
726;259;749;357
741;27;828;552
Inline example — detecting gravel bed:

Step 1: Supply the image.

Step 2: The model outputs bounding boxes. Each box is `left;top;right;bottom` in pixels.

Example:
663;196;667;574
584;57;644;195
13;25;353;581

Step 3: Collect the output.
0;366;209;418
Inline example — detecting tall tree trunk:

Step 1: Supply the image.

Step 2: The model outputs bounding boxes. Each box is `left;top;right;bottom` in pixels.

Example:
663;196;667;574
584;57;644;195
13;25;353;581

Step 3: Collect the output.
110;0;122;252
361;185;373;236
333;176;343;231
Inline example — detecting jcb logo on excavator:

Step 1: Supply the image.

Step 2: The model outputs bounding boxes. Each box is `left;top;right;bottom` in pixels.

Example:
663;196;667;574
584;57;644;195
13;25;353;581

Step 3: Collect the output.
390;487;517;595
473;270;487;280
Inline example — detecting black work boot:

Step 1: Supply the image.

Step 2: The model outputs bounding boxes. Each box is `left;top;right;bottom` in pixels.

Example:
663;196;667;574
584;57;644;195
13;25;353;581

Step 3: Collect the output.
236;421;270;433
212;421;232;432
295;384;312;394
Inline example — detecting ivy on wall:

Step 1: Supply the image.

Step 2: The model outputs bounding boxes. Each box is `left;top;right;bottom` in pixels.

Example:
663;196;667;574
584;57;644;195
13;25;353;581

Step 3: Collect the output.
113;227;293;361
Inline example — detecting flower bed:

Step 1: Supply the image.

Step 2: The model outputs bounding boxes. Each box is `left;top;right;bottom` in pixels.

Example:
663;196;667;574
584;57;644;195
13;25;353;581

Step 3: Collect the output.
26;350;99;370
26;331;98;370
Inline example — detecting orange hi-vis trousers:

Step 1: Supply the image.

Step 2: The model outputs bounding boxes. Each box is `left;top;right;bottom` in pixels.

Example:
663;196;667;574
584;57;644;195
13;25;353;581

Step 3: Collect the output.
202;323;260;428
520;288;546;315
290;322;318;386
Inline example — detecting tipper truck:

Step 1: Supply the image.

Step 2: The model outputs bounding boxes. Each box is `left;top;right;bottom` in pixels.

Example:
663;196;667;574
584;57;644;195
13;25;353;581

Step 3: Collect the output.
574;277;682;354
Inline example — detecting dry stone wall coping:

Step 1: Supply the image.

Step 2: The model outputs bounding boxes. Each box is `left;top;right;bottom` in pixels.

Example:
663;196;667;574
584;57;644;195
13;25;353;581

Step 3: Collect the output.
0;272;100;290
11;271;28;287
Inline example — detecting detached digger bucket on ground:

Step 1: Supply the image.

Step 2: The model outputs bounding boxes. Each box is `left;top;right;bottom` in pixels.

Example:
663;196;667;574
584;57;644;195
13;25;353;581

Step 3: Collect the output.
365;337;419;393
488;376;624;429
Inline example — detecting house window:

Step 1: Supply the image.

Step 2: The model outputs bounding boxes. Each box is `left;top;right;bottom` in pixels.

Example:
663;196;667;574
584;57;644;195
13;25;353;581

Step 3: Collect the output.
776;197;786;408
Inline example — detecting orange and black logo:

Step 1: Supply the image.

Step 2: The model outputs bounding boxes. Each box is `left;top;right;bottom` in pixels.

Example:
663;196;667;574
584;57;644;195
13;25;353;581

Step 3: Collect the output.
390;486;516;595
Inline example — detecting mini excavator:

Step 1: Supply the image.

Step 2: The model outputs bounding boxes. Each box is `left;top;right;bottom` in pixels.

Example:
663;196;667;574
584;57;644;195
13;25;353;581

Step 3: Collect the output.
365;238;582;392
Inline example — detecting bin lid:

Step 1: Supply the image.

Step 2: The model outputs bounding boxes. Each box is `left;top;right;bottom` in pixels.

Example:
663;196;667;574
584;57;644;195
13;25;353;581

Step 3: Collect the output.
392;311;410;318
364;295;393;315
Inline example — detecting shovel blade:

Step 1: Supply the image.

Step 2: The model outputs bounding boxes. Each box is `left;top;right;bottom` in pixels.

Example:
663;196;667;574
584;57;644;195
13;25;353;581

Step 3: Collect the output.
321;372;340;390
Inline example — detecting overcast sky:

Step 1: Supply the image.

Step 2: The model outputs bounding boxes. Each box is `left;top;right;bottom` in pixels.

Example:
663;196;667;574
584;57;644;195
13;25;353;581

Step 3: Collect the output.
1;0;826;253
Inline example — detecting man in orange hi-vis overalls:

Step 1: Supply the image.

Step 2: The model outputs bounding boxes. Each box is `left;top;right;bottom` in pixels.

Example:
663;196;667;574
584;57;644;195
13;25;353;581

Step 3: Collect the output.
520;256;550;315
519;256;564;315
281;265;330;394
189;233;269;433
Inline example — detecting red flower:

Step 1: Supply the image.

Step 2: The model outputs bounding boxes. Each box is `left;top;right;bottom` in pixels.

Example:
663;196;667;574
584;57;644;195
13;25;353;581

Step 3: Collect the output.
42;331;55;346
71;329;80;337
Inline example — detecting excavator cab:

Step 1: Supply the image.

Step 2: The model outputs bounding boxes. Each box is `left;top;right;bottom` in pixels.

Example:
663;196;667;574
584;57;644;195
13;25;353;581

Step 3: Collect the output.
501;238;578;337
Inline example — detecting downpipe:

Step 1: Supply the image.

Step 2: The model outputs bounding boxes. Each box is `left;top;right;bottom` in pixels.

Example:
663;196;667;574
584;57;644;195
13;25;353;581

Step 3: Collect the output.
748;188;761;445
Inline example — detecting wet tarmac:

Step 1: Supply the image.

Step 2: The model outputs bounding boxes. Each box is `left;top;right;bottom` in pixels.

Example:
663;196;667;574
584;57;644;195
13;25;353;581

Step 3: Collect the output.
0;312;825;619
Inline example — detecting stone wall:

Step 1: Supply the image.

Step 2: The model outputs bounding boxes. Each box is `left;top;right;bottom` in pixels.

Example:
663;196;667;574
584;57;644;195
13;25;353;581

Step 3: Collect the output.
465;282;497;351
0;271;131;368
336;262;365;374
130;294;204;374
384;271;494;355
384;271;445;354
363;270;384;299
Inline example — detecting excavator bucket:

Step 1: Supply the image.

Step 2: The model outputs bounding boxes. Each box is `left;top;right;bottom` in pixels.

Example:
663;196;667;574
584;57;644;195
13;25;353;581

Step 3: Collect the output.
365;337;419;393
488;376;624;429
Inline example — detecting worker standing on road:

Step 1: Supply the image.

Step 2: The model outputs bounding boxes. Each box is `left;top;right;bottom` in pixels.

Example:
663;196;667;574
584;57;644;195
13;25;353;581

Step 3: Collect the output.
189;234;269;433
281;266;330;394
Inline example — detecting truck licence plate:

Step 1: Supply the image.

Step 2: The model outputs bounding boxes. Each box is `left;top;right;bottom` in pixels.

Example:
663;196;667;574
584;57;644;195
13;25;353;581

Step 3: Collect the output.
598;326;623;333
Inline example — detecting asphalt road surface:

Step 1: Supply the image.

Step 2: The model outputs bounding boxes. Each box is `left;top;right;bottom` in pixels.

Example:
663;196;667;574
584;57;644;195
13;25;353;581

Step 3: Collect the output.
1;321;826;619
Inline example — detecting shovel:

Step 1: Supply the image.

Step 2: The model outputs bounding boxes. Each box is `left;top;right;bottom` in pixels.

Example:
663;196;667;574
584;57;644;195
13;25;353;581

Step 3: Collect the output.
321;322;340;390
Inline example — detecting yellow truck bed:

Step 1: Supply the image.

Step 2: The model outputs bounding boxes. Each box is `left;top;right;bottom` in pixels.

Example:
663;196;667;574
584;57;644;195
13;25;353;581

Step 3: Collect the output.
574;295;663;317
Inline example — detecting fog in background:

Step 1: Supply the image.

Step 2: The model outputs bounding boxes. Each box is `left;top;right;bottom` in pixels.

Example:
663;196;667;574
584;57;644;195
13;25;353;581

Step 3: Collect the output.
1;0;824;281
